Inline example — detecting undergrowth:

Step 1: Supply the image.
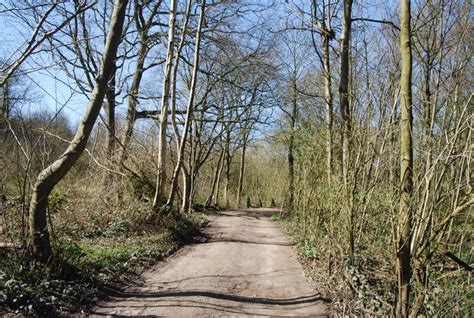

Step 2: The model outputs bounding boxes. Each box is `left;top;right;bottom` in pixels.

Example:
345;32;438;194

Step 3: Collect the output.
277;212;472;317
0;210;206;317
277;213;398;316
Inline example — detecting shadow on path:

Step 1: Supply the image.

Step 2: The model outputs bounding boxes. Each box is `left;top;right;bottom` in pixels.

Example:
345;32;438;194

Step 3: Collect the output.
102;289;331;306
207;237;293;246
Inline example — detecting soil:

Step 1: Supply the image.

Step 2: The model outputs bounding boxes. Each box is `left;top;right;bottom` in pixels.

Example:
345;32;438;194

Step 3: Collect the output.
91;208;330;317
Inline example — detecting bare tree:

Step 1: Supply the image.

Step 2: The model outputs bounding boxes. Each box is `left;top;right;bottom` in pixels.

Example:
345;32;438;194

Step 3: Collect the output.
396;0;413;315
0;1;94;87
28;0;129;262
117;0;164;172
311;0;337;185
338;0;354;260
152;0;178;210
167;0;207;208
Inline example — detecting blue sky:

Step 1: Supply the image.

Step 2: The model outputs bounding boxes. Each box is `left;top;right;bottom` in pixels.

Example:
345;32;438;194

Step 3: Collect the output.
0;0;401;128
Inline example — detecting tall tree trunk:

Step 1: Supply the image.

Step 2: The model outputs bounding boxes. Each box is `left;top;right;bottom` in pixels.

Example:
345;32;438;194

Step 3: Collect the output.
168;0;192;208
183;120;196;212
339;0;354;261
322;35;333;186
288;79;297;209
236;135;247;208
411;52;435;255
104;65;116;160
117;42;147;168
223;129;231;208
206;149;224;206
389;80;399;188
339;0;352;187
153;0;178;209
181;165;191;213
214;147;225;206
224;157;231;208
397;0;414;316
188;170;198;212
167;0;206;207
116;1;163;200
102;66;116;187
28;0;128;263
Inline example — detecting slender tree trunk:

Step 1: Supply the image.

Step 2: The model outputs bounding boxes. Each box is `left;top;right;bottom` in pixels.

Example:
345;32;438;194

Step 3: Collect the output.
116;0;161;201
167;0;206;207
339;0;354;261
188;171;198;212
214;147;225;206
236;135;247;207
322;35;333;186
206;165;218;206
182;121;194;212
389;82;399;187
117;43;147;168
206;149;224;206
288;79;297;209
412;55;435;254
288;128;295;208
168;0;192;208
1;79;9;119
224;166;230;207
224;157;231;208
104;65;116;160
223;130;231;208
397;0;414;316
102;66;116;187
183;121;195;212
339;0;352;187
153;0;178;210
181;165;191;213
28;0;128;262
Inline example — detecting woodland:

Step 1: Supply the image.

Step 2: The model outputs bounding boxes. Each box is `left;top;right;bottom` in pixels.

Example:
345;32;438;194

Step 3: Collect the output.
0;0;472;316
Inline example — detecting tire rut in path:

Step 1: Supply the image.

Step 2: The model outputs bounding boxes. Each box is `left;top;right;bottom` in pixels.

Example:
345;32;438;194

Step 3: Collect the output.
91;208;330;317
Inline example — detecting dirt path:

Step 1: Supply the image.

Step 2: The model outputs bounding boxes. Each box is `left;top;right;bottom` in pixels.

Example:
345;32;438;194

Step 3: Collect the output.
91;208;330;317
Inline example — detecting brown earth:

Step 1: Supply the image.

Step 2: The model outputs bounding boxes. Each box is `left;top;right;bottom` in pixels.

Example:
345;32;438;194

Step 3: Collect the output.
91;208;330;317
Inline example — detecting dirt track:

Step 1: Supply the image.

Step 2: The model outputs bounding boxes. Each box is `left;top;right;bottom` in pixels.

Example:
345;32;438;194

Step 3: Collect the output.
92;208;329;317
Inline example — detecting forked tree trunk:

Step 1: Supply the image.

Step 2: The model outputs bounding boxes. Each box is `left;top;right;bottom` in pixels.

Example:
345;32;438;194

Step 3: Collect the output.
397;0;414;316
153;0;178;209
117;1;162;173
168;0;192;209
28;0;129;263
167;0;206;208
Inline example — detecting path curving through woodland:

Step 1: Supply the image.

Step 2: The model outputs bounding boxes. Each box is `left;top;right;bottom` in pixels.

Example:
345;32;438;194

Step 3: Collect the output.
92;208;330;317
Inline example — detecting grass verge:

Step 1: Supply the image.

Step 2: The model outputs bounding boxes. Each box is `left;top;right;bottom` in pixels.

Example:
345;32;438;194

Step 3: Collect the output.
0;212;207;317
